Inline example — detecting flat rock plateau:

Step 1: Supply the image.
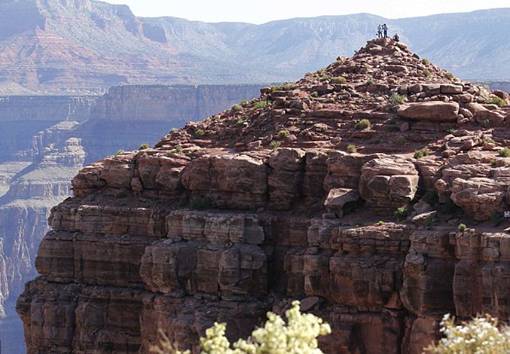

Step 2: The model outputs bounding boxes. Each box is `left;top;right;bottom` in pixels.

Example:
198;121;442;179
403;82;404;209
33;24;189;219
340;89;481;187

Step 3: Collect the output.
17;38;510;353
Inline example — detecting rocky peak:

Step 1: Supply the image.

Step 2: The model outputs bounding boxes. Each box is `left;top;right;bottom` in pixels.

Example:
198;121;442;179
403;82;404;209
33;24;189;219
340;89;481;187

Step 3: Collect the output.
16;40;510;354
161;38;501;156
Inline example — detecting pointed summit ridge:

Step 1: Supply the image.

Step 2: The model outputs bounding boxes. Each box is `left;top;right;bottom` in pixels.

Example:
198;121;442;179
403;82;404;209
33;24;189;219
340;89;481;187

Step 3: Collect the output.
159;38;504;155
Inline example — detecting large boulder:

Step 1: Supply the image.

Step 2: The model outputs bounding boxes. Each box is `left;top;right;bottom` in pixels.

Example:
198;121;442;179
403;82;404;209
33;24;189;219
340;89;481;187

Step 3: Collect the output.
397;101;459;122
450;177;506;221
324;188;360;217
181;154;268;209
359;157;419;210
465;103;506;126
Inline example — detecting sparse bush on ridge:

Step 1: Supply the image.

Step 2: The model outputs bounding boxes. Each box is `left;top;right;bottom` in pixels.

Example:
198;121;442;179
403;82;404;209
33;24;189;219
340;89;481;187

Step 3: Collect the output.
394;206;408;220
499;147;510;157
488;95;508;107
354;119;371;130
194;129;206;137
272;83;294;92
139;143;150;150
390;93;406;105
277;129;290;139
151;301;331;354
331;76;347;84
270;140;281;150
232;104;243;112
346;144;357;153
254;100;269;109
414;149;430;159
444;72;455;81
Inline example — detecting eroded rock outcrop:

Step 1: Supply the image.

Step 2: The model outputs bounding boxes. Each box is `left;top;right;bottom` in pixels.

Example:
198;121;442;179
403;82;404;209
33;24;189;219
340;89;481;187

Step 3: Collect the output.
0;84;262;353
17;38;510;354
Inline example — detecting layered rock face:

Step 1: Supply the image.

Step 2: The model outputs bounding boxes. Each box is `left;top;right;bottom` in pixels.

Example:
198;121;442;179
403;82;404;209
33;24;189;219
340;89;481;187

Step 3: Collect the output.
18;39;510;353
0;84;261;353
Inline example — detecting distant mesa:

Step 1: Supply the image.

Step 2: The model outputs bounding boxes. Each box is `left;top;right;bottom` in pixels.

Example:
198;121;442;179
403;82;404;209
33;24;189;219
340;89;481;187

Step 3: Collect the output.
1;0;510;93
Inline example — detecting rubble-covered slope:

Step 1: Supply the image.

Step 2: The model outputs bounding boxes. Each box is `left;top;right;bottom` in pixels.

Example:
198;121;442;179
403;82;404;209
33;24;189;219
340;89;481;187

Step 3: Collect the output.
17;38;510;354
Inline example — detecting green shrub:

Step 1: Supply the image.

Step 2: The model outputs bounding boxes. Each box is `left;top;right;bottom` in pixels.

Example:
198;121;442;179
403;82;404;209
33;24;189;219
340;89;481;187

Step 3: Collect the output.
488;95;508;107
499;147;510;157
346;144;357;154
235;118;246;126
270;140;281;150
425;314;510;354
390;93;406;105
445;72;455;81
194;129;206;137
414;149;430;159
152;301;331;354
277;129;290;139
254;100;269;109
115;149;124;156
170;145;182;154
423;69;432;78
421;58;430;65
458;223;467;232
394;207;408;220
354;119;371;130
232;104;243;112
139;143;150;150
376;221;385;226
331;76;347;84
272;83;294;92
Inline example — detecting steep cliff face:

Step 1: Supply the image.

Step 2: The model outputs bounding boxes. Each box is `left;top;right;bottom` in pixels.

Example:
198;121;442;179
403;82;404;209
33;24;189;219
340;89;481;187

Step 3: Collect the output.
0;134;85;354
0;83;261;353
0;95;95;161
17;39;510;353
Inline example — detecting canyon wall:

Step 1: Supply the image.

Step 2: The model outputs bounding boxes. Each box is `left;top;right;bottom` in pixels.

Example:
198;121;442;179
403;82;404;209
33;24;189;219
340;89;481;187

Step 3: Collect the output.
17;39;510;354
0;84;261;353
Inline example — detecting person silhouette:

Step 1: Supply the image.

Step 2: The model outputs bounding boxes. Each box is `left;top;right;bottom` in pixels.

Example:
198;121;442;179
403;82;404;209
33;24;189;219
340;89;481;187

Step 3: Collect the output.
377;25;382;38
382;24;388;38
393;33;400;42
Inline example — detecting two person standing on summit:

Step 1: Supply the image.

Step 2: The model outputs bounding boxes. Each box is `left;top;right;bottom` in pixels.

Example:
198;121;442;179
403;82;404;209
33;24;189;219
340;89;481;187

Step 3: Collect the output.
377;24;400;42
377;24;388;38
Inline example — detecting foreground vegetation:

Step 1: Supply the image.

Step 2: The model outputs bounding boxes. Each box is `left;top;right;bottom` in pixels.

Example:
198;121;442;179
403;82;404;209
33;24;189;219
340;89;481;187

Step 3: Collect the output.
152;301;331;354
426;314;510;354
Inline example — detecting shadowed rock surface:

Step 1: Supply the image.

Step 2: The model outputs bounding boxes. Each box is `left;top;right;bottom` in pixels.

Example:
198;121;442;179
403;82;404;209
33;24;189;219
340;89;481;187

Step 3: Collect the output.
17;39;510;353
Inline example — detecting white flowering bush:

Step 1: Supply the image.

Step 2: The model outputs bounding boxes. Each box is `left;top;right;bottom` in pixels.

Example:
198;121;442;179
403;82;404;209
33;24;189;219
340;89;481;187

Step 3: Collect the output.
426;314;510;354
152;301;331;354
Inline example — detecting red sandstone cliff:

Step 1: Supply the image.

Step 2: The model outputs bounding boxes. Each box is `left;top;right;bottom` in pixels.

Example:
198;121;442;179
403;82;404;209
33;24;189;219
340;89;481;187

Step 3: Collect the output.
17;38;510;353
